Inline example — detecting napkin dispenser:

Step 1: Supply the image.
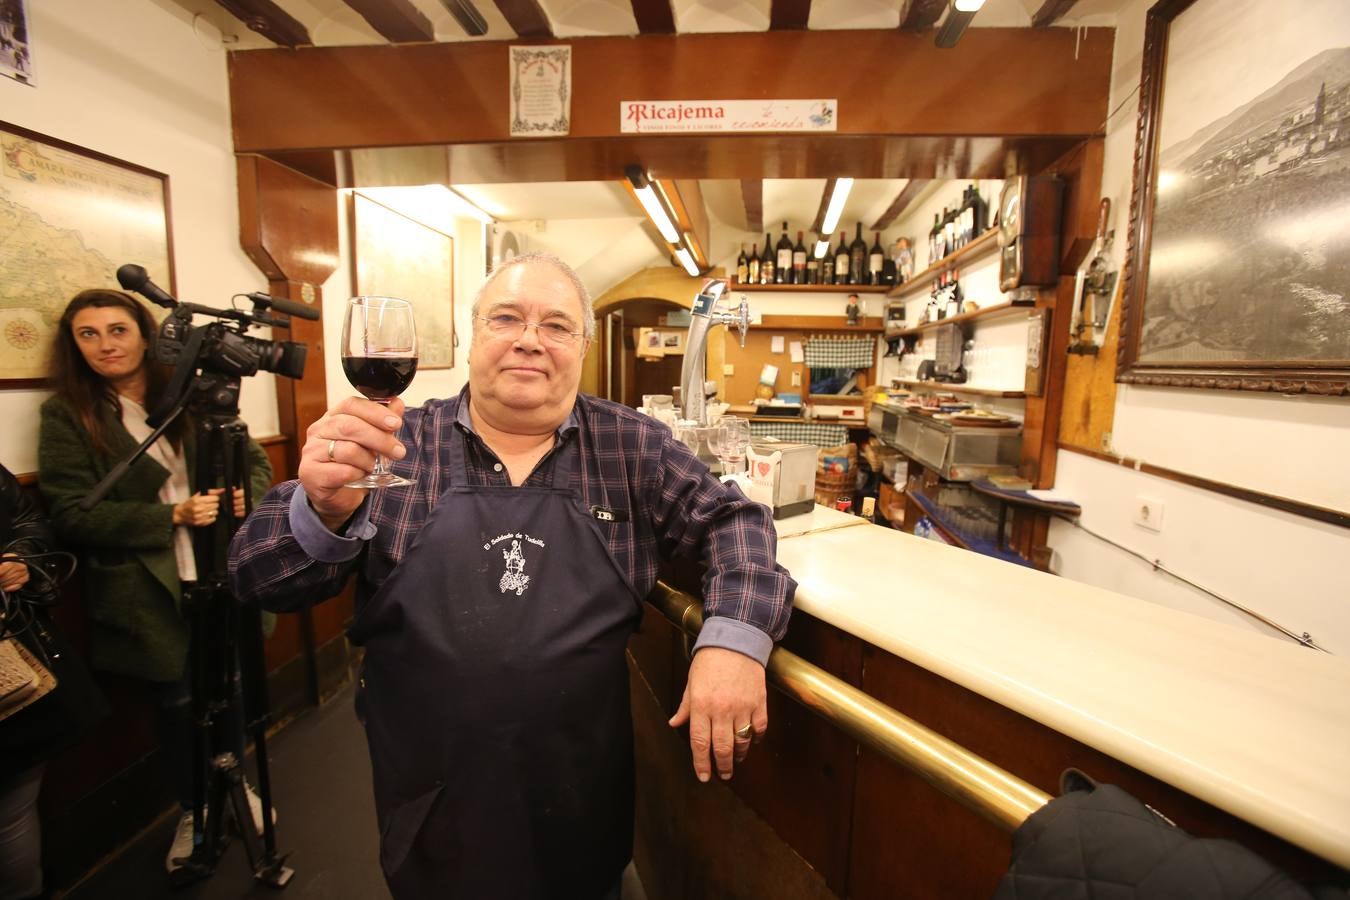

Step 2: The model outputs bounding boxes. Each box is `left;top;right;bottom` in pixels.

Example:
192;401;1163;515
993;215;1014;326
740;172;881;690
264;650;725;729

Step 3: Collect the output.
746;441;817;519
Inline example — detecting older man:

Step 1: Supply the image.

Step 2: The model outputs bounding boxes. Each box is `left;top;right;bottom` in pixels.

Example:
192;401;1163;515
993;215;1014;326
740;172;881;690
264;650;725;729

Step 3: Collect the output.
229;253;794;899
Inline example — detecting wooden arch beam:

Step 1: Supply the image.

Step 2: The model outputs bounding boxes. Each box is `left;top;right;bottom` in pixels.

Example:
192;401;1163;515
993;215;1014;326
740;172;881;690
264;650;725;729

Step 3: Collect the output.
214;0;311;46
493;0;553;37
340;0;435;43
630;0;675;33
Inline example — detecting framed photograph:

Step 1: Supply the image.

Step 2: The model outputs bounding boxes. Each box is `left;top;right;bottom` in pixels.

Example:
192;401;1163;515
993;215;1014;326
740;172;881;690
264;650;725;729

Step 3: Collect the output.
0;0;33;84
0;122;174;387
1117;0;1350;395
350;192;455;369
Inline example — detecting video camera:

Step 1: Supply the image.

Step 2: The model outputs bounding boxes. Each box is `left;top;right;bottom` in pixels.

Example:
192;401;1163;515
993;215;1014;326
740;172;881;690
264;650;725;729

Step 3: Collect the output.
116;264;318;422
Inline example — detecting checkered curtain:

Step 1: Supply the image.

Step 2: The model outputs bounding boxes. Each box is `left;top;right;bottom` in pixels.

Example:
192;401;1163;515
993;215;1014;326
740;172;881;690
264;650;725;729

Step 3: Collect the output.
749;421;849;447
803;336;875;368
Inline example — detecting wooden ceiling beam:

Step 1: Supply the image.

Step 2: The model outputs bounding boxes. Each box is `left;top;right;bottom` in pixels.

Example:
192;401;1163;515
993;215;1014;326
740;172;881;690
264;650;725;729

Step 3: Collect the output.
214;0;311;46
870;178;929;230
669;179;710;265
769;0;812;31
339;0;434;43
741;180;763;235
898;0;947;31
493;0;553;38
630;0;675;34
1032;0;1079;27
810;178;836;234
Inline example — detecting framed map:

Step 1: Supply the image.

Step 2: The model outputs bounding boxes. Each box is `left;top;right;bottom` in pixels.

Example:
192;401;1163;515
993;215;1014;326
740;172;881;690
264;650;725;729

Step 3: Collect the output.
1;122;173;386
350;192;455;369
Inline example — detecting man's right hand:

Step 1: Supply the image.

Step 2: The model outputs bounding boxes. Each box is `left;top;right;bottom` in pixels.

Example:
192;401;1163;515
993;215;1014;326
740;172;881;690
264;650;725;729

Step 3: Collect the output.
298;397;407;531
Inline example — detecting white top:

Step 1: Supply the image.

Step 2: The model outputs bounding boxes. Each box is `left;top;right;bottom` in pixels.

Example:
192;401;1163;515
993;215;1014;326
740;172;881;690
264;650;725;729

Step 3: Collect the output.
771;509;1350;869
118;396;196;582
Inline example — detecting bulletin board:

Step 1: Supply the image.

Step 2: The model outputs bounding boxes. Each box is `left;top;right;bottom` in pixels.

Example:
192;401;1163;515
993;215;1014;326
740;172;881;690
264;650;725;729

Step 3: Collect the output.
718;317;883;406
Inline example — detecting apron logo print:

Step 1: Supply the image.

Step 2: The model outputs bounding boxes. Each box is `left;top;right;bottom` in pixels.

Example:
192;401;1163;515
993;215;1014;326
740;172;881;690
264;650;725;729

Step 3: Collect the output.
499;539;531;596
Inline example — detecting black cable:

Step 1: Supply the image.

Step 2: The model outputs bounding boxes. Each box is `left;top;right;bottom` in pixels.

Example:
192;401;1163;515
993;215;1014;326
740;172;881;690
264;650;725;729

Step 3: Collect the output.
1062;516;1329;653
0;545;78;645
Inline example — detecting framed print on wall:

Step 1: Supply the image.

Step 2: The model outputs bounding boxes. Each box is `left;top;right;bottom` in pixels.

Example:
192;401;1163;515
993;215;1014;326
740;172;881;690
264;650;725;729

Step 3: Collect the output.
1117;0;1350;395
0;122;174;387
350;192;455;369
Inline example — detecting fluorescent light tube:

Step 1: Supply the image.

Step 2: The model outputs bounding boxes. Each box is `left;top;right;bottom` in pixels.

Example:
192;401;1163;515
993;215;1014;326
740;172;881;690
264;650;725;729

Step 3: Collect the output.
820;178;854;236
813;239;829;259
674;246;700;276
954;0;985;10
635;183;681;243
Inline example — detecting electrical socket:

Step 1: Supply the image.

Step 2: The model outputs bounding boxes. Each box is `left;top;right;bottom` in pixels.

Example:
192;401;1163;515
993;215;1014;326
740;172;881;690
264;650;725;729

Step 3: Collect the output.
1134;496;1165;532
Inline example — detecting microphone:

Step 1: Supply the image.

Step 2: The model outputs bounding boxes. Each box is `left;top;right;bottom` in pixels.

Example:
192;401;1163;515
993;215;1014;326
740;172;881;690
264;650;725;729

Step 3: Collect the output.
116;264;177;308
244;291;322;322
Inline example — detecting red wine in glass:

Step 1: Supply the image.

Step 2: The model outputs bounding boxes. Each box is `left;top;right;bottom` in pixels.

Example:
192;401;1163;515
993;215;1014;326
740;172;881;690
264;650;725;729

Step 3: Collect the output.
341;296;418;488
342;356;418;401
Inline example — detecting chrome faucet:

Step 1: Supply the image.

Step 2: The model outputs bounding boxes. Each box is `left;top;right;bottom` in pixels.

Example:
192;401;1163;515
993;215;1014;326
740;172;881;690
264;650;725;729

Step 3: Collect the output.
679;278;750;426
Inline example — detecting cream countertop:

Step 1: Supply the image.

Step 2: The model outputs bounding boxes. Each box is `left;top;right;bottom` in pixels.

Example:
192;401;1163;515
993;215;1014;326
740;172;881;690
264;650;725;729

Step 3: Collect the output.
769;509;1350;870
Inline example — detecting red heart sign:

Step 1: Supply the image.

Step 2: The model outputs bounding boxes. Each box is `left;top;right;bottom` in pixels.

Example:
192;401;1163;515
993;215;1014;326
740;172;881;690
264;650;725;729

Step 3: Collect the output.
757;462;771;477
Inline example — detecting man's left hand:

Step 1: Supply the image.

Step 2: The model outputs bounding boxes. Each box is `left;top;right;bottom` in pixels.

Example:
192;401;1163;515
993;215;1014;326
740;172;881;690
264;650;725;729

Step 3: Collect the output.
669;646;767;783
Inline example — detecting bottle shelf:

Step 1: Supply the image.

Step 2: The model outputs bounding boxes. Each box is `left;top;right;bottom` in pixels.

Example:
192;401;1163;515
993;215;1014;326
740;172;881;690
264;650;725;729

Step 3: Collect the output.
890;379;1026;399
886;229;1001;300
887;300;1034;339
731;282;890;293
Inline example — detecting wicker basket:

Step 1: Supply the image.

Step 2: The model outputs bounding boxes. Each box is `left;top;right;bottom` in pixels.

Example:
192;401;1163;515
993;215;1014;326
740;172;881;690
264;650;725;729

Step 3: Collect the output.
814;470;855;508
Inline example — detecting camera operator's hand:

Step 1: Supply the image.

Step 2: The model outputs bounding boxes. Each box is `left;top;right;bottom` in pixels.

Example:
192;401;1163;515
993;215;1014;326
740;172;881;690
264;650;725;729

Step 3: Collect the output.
0;554;30;593
299;397;407;531
173;489;225;527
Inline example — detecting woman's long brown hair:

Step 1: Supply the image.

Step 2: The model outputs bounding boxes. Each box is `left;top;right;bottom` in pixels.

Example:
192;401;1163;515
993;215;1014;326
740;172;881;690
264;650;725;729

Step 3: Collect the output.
50;289;184;458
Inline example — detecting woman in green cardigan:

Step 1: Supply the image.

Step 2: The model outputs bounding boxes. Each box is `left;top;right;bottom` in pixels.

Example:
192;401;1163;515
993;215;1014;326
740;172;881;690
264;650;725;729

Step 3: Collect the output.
37;288;273;876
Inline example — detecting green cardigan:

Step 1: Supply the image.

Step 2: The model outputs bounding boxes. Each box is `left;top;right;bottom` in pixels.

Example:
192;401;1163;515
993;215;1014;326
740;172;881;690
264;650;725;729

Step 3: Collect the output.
38;395;274;683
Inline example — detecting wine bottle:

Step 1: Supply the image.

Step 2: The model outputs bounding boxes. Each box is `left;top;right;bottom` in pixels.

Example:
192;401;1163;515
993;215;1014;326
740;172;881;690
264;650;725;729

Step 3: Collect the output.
736;243;748;284
868;231;884;285
849;222;867;285
958;186;972;248
747;241;761;285
805;245;820;285
760;233;775;285
943;206;957;259
929;213;941;264
945;269;962;319
970;183;986;237
793;230;807;285
833;231;850;284
820;236;834;285
775;221;793;284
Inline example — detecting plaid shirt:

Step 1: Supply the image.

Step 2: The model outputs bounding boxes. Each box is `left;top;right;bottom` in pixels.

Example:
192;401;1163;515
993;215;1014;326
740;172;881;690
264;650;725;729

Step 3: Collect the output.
228;390;795;660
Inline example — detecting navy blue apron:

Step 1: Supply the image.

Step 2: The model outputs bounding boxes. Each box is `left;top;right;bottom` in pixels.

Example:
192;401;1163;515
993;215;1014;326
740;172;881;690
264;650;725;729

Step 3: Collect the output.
349;425;643;899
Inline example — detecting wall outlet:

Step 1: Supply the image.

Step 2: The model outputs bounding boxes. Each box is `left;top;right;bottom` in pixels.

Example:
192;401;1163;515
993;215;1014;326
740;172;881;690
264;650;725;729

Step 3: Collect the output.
1134;496;1165;532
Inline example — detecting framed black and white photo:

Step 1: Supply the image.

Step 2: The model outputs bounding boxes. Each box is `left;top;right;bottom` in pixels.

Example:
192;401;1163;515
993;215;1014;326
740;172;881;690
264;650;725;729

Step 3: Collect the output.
0;0;33;84
1118;0;1350;395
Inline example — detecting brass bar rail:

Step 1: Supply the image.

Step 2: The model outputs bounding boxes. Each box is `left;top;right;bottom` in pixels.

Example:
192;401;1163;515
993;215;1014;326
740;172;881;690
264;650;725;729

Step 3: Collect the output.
650;581;1051;832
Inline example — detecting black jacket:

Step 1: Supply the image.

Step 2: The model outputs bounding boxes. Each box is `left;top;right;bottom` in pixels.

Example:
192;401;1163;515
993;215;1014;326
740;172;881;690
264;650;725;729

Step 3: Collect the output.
996;778;1344;899
0;463;108;771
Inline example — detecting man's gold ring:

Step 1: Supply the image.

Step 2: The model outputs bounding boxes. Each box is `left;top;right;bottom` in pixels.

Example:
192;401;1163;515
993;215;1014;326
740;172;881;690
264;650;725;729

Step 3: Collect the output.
734;724;753;740
327;439;338;462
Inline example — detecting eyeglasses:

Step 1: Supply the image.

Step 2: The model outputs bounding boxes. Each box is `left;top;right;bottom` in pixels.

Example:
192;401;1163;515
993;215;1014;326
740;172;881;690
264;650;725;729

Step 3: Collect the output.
476;313;585;346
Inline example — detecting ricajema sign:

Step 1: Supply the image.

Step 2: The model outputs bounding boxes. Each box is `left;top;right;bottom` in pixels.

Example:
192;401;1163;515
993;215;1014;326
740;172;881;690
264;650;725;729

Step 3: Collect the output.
619;100;837;133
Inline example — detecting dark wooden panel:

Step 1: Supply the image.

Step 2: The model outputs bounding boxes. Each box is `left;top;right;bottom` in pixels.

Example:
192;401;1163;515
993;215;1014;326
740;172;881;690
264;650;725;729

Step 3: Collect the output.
229;29;1113;151
770;0;812;30
741;179;763;233
214;0;311;46
493;0;552;37
340;0;435;42
630;0;675;34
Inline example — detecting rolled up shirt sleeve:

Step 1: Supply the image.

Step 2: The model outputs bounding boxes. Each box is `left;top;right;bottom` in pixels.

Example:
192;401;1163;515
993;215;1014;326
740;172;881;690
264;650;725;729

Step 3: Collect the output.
289;485;376;563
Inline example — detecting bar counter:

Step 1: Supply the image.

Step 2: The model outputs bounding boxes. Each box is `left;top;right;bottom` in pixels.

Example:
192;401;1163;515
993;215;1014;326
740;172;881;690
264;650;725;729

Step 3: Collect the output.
769;506;1350;870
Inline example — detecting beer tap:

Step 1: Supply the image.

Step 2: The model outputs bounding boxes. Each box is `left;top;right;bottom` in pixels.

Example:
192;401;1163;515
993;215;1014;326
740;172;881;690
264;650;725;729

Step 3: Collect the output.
679;278;750;426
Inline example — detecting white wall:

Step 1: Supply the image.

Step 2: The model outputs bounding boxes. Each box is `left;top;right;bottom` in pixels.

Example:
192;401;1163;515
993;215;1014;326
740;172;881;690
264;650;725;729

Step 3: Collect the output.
0;0;278;474
1053;0;1350;654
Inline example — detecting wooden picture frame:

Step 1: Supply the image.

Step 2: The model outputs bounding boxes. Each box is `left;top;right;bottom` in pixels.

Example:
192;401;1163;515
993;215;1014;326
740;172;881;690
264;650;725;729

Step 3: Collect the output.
1117;0;1349;395
0;122;174;388
350;192;455;369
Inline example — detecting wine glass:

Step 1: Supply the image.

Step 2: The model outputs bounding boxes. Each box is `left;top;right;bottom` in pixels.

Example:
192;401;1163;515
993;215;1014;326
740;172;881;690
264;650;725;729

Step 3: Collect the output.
714;416;752;476
341;296;418;489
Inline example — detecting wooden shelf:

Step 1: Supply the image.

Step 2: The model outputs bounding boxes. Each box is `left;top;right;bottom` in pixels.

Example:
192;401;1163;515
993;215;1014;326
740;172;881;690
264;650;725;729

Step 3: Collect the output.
731;282;890;293
887;300;1034;339
891;379;1026;398
886;229;1001;300
751;315;883;332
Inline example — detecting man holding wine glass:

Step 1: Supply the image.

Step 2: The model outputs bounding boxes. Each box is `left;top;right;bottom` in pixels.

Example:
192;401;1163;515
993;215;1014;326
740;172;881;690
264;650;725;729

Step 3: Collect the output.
229;253;795;899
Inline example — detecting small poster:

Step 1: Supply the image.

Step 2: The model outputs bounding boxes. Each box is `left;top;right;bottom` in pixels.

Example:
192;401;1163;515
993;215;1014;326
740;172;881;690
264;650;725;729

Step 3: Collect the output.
510;45;571;137
1;0;34;85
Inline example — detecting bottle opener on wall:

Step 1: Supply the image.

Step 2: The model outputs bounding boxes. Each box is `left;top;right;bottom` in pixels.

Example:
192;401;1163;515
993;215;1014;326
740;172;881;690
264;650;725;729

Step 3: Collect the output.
1068;198;1119;356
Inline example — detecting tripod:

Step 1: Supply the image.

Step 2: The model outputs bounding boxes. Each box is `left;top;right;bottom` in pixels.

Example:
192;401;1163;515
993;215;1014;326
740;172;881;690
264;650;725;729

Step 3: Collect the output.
82;372;294;889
